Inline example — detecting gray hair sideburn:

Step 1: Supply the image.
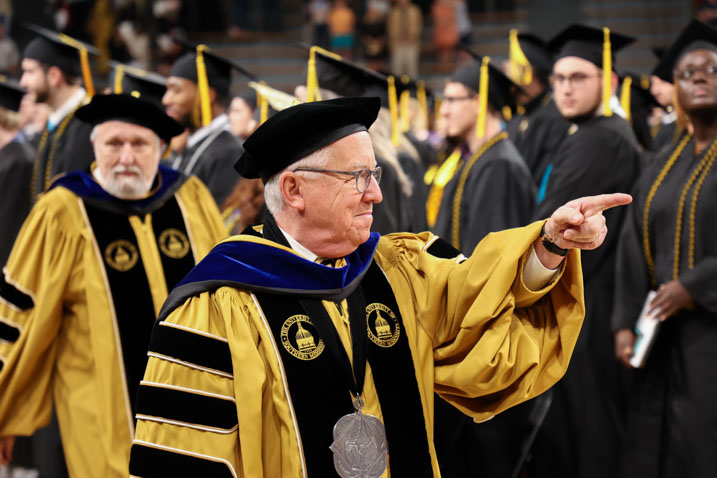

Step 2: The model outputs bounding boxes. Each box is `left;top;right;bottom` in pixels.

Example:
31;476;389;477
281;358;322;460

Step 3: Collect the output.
263;145;332;214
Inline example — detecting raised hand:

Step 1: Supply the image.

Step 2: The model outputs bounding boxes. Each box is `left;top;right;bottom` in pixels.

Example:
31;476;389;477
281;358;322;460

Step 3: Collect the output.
536;193;632;269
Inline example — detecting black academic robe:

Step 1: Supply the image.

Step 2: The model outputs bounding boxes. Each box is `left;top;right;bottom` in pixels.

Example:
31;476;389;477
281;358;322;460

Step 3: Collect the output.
371;153;413;235
172;128;243;207
528;114;640;478
652;120;679;154
432;136;536;255
612;136;717;478
398;151;429;233
31;115;95;198
0;140;34;264
511;94;571;185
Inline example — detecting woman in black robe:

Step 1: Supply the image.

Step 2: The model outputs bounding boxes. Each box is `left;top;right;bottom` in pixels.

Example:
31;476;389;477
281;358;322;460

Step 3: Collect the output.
612;19;717;478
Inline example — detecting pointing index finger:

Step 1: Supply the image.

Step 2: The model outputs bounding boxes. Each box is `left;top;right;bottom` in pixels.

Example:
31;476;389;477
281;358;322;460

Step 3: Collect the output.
578;193;633;217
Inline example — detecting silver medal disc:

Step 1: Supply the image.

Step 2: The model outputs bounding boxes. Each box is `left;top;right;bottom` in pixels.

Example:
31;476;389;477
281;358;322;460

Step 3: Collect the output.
330;409;388;478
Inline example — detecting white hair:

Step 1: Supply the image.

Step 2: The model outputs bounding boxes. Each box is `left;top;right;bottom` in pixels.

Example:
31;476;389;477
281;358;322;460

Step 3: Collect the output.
264;145;332;215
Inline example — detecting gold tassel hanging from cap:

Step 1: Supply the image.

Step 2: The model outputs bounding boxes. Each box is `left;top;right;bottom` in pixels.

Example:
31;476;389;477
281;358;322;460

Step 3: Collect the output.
502;106;512;121
434;97;442;124
113;65;124;93
399;75;411;133
58;33;94;97
602;27;613;117
195;44;213;128
620;75;632;122
417;80;429;129
388;75;400;146
508;29;532;86
641;74;650;90
306;46;342;102
476;56;490;138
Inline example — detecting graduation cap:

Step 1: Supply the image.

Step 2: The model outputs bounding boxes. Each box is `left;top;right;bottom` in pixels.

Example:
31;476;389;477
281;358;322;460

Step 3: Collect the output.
248;81;301;124
22;24;98;96
548;24;635;117
0;76;26;112
454;47;523;137
303;45;410;145
619;73;661;122
108;62;167;109
169;38;257;128
75;94;184;142
652;20;717;84
235;96;380;183
508;30;553;86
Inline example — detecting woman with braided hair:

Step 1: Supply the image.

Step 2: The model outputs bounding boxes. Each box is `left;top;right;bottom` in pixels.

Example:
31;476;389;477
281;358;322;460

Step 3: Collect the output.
612;19;717;478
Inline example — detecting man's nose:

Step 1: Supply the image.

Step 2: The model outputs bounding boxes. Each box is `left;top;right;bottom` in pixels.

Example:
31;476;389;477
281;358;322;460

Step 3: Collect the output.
363;173;383;203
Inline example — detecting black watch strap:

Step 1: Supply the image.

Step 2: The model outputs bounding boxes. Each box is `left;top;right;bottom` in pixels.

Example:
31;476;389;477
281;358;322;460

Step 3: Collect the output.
540;224;569;257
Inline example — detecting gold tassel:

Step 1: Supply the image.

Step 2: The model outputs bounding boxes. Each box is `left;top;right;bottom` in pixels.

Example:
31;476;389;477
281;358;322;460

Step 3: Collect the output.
58;33;94;97
641;74;650;90
113;64;124;93
434;98;442;124
502;106;512;121
399;75;411;133
417;80;429;129
620;75;632;122
476;56;490;138
508;29;532;86
517;105;526;115
259;91;268;124
388;76;400;146
195;44;213;127
306;45;341;103
602;27;613;117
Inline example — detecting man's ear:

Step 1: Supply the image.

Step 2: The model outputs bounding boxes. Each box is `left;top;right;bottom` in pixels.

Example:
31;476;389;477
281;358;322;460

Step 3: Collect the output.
279;171;305;211
46;66;63;88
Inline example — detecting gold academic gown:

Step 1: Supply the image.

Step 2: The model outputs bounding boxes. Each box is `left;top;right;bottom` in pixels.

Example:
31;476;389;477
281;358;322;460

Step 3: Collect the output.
131;221;585;478
0;175;226;478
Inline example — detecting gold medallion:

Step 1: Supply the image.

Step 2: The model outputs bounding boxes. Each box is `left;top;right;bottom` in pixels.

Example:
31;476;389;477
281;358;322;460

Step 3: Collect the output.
158;228;190;259
366;303;400;348
280;314;325;360
104;240;139;271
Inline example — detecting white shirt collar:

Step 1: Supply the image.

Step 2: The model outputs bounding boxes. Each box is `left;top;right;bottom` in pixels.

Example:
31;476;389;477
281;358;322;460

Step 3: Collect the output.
186;114;230;149
276;224;320;262
48;88;87;130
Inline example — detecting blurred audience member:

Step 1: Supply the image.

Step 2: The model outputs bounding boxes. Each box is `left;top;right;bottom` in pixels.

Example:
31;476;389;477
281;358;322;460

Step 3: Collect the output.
228;90;259;140
327;0;356;59
387;0;422;77
360;2;387;70
432;0;458;70
0;20;19;76
308;0;330;48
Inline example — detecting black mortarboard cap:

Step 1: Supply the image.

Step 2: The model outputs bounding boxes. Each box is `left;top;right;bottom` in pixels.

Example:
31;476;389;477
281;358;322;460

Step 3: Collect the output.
0;76;26;112
109;62;167;109
311;49;390;104
652;19;717;83
451;55;522;111
23;24;98;79
515;32;553;84
235;96;380;183
548;24;635;68
75;94;184;142
169;38;256;98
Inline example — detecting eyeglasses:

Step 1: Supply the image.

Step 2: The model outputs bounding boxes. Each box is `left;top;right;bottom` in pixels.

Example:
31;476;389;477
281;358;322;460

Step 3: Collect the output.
674;64;717;81
292;166;383;193
550;73;601;88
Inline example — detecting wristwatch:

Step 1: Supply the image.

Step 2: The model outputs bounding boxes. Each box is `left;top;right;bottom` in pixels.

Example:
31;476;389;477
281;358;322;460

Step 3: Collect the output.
540;223;569;257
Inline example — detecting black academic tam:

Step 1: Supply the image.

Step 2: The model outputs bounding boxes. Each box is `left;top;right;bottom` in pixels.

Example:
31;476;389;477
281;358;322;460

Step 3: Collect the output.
75;94;183;142
236;96;381;183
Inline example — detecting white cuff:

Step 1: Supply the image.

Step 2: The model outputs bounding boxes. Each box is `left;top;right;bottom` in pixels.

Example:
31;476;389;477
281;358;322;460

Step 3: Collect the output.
523;244;560;291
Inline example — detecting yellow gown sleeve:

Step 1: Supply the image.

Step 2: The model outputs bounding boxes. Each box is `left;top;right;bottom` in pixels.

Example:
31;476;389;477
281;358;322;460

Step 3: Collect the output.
379;220;585;422
0;190;84;436
131;289;242;478
177;176;229;257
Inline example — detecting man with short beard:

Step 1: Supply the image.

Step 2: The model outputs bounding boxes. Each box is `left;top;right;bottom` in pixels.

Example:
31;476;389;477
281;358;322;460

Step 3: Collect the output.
164;42;251;206
527;25;641;478
0;94;226;478
19;26;96;199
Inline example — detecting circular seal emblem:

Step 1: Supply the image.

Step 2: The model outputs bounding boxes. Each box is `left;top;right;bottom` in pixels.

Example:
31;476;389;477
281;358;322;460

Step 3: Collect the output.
104;240;139;272
280;314;325;361
366;303;400;348
158;228;190;259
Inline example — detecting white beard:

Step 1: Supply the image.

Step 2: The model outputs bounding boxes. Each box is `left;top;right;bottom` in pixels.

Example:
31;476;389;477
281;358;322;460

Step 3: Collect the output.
95;165;154;199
